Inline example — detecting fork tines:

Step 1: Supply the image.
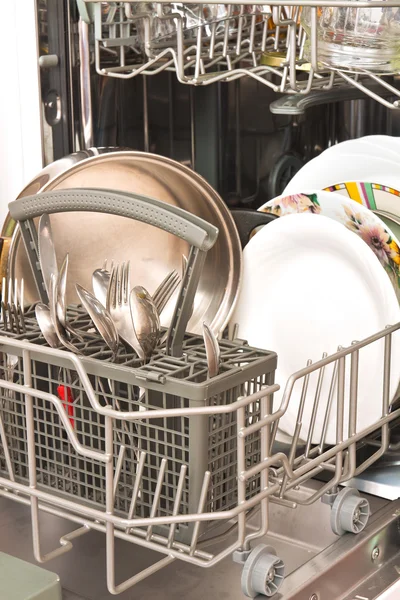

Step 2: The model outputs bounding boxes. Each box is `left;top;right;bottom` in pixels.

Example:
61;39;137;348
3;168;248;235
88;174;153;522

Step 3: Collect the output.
152;270;181;315
106;261;181;318
107;262;131;310
1;277;25;334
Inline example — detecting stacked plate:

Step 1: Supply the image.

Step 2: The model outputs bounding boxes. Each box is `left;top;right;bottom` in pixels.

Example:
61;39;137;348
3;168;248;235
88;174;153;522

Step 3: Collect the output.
231;135;400;447
284;135;400;249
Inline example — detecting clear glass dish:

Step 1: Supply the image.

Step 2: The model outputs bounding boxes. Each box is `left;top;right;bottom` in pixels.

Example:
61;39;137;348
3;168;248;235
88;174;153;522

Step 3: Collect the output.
301;4;400;74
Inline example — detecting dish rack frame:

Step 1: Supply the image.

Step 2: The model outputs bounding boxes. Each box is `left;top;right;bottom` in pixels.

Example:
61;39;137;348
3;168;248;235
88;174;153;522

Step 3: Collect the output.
78;0;400;111
2;187;400;596
0;311;398;596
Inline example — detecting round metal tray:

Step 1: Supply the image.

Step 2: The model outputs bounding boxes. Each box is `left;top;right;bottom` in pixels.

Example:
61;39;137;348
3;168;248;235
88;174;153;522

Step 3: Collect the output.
7;151;242;335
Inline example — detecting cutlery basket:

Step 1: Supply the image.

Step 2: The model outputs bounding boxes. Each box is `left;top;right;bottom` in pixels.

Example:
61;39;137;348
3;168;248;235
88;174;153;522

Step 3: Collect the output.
0;306;277;545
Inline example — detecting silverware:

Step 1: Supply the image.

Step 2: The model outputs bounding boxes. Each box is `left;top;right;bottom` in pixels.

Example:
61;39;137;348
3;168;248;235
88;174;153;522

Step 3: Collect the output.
92;259;113;308
76;283;119;357
1;278;25;334
203;322;220;378
49;274;79;354
35;302;61;349
38;213;59;300
35;293;77;436
107;262;144;359
57;255;85;343
152;269;181;315
38;214;74;337
130;286;160;361
57;254;69;329
94;263;181;318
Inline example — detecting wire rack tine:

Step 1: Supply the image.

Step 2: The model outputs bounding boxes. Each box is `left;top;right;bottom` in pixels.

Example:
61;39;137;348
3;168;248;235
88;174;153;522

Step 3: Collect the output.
278;360;312;496
304;352;328;457
318;359;339;453
146;458;168;541
126;451;147;534
167;464;188;549
113;445;127;501
189;470;211;556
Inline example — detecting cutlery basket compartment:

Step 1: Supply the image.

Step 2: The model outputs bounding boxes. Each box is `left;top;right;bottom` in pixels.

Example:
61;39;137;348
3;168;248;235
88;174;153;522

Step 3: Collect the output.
0;305;276;544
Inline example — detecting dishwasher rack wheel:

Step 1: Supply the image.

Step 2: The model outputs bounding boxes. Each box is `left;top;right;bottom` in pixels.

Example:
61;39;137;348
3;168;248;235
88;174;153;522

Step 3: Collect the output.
241;544;285;598
330;488;370;536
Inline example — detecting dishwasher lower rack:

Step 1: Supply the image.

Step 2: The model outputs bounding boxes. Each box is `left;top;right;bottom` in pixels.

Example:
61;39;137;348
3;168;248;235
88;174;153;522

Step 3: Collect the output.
0;308;398;597
79;1;400;110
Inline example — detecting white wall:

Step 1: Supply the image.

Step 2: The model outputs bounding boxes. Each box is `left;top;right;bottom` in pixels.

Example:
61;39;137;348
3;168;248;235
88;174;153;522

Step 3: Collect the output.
0;0;43;228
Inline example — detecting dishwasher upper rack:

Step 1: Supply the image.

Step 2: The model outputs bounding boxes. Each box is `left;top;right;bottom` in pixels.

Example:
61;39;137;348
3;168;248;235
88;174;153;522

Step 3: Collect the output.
78;1;400;110
0;308;399;596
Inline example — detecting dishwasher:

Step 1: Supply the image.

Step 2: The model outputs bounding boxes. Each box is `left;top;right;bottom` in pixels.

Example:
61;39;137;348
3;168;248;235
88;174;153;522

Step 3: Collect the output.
0;1;399;599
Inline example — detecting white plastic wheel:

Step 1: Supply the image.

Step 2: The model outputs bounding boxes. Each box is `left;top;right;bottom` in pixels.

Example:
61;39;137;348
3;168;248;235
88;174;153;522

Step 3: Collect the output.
330;488;370;536
241;544;285;598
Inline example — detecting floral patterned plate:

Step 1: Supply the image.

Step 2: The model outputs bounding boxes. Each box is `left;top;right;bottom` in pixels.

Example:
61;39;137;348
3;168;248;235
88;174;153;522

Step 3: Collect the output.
324;181;400;267
258;189;400;301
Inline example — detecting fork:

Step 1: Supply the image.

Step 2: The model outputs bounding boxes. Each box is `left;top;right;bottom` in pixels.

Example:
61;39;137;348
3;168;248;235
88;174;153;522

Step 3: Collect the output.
107;262;144;360
1;278;26;334
152;270;181;315
92;259;114;308
95;261;181;317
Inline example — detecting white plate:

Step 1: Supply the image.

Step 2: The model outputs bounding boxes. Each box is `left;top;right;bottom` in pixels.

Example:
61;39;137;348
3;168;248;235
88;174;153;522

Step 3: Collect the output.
284;153;400;195
258;189;400;300
317;136;400;163
231;213;400;445
361;135;400;159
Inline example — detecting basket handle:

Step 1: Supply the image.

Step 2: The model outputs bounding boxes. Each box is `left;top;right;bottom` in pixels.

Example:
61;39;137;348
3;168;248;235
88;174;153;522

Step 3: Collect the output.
8;188;219;356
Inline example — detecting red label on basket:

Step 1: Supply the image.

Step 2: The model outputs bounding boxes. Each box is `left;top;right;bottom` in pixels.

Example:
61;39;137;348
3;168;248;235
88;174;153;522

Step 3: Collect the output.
57;385;75;428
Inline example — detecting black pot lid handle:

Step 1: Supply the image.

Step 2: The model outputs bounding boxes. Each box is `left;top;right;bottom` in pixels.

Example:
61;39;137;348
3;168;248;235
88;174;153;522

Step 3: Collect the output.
230;209;278;249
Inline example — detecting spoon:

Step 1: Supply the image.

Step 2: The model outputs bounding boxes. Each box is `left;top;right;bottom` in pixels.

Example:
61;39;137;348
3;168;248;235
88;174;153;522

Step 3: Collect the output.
57;253;69;328
92;266;110;308
49;273;80;354
203;322;220;378
35;303;61;349
35;296;76;427
76;283;119;357
57;253;85;342
129;286;160;361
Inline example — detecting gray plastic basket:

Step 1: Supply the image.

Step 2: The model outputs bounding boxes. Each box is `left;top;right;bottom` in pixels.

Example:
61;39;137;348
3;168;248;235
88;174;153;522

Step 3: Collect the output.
0;307;276;543
3;189;277;544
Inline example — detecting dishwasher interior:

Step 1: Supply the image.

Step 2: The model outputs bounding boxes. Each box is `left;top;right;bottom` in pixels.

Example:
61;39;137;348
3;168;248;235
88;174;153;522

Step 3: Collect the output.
0;1;399;599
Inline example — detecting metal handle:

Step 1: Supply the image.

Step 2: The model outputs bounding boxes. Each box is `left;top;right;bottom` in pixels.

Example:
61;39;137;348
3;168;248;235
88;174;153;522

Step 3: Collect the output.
8;188;219;356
